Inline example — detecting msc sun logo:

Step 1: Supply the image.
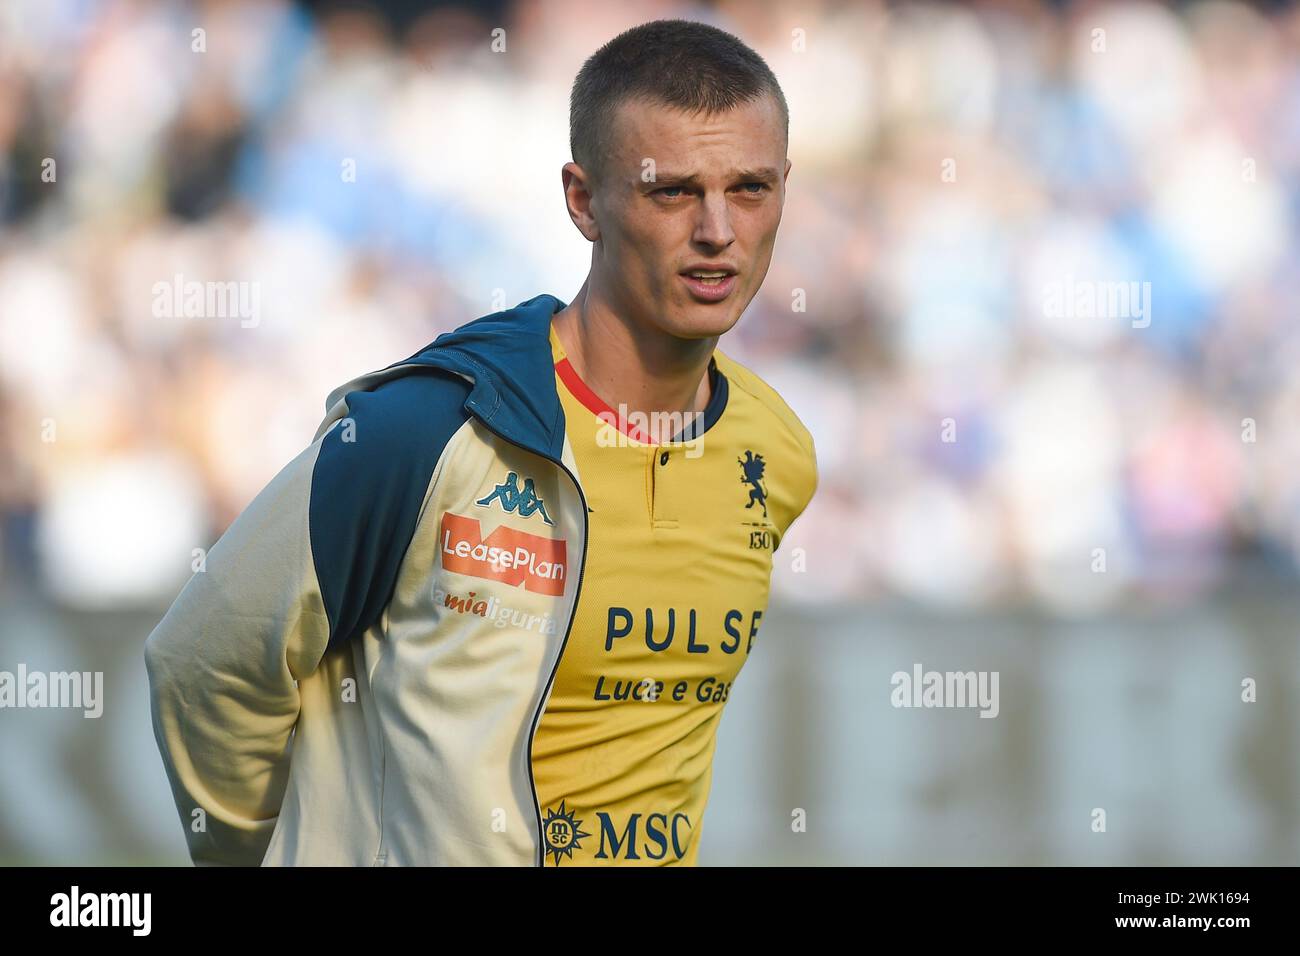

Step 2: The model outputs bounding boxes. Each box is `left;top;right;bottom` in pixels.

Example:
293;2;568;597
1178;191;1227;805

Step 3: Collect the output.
542;801;590;865
738;450;769;519
476;471;554;525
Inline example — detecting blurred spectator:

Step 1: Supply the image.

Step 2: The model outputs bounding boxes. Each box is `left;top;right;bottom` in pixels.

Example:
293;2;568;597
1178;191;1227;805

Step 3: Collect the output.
1;0;1298;614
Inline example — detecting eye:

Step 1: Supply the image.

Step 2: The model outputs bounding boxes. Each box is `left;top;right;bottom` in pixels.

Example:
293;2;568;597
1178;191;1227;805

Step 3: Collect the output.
655;186;686;198
739;182;768;194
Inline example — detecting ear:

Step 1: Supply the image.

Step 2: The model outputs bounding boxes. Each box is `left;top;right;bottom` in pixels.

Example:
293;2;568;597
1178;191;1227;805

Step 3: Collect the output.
562;162;600;242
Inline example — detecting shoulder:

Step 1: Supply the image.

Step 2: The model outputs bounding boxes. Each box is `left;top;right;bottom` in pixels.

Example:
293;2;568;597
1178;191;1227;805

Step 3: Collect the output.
309;368;476;649
312;366;476;519
714;348;816;463
322;368;475;458
713;348;819;523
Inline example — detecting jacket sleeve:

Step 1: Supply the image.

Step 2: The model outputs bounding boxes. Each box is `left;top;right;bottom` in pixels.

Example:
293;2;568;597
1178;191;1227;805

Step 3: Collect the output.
143;369;472;865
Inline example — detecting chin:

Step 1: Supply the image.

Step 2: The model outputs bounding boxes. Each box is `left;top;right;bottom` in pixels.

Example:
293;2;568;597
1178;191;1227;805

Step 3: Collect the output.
664;287;750;338
662;305;742;340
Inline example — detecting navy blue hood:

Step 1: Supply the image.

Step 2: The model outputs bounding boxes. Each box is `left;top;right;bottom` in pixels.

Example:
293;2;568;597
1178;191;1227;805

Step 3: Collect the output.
382;293;570;463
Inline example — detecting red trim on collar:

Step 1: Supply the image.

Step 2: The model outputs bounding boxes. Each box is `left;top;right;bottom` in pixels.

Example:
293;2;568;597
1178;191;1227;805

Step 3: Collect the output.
554;356;656;445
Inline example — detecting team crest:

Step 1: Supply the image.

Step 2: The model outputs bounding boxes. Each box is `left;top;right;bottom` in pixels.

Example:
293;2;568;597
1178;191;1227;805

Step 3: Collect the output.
738;450;769;519
542;800;590;865
476;471;554;525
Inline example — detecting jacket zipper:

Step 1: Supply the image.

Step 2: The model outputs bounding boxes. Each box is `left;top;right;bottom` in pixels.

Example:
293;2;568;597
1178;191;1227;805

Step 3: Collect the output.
471;416;589;867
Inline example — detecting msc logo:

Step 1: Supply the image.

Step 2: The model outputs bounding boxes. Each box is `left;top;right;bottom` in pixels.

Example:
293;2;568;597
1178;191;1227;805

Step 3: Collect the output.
542;801;590;864
596;811;692;861
543;805;694;863
738;450;769;519
476;471;554;525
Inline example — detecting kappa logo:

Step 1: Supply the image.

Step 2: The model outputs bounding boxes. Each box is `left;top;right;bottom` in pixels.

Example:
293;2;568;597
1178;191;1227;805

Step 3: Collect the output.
542;801;590;865
738;450;769;518
476;471;554;525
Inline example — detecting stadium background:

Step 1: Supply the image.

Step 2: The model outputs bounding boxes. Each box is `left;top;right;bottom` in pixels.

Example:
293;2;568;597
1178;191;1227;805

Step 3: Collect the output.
1;0;1298;864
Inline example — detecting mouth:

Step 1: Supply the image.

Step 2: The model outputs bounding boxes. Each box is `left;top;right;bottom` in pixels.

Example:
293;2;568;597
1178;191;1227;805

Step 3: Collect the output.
679;268;738;303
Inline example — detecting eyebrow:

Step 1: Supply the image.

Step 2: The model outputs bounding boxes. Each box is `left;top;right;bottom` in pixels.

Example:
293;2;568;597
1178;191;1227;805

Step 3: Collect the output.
643;167;781;188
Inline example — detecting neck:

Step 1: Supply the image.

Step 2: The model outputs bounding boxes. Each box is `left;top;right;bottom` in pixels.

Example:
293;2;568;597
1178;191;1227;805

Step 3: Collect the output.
552;276;715;444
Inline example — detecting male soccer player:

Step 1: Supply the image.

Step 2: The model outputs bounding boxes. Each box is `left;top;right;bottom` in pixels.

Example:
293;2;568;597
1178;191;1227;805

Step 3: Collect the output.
145;18;817;866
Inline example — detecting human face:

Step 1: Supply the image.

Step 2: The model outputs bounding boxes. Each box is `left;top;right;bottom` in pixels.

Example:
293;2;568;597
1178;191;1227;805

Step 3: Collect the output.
576;94;790;341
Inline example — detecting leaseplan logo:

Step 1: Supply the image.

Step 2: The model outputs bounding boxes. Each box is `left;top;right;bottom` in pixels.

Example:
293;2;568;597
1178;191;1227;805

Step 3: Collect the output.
440;512;566;595
542;801;591;865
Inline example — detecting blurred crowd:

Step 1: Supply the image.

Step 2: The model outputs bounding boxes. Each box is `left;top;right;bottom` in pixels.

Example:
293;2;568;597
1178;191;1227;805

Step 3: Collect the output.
1;0;1299;614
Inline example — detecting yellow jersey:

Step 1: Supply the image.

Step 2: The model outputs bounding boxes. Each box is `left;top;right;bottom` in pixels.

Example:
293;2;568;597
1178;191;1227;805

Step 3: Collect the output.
532;320;817;864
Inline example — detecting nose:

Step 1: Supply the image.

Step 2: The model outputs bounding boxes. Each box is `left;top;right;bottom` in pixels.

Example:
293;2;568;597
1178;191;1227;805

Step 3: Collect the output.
692;192;736;249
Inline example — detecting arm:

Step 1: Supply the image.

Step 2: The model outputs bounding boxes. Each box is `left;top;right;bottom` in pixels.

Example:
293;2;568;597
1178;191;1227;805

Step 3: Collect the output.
143;434;331;866
144;369;473;865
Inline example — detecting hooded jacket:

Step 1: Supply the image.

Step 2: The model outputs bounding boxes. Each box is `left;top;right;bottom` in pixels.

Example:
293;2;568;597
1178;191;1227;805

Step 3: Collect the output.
144;293;816;865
